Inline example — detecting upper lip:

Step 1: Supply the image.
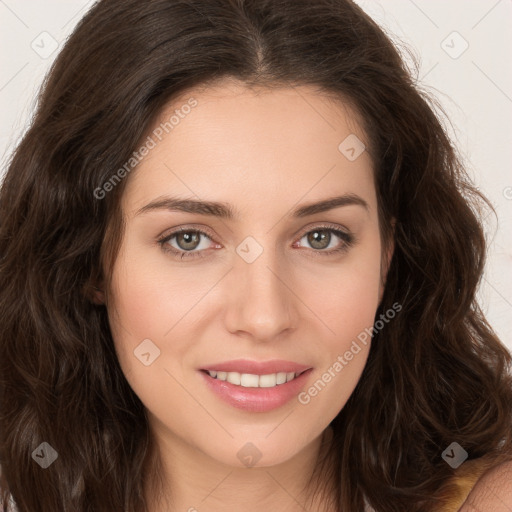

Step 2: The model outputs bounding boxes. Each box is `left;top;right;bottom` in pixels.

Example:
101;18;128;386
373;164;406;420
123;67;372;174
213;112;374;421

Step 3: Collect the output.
200;359;312;375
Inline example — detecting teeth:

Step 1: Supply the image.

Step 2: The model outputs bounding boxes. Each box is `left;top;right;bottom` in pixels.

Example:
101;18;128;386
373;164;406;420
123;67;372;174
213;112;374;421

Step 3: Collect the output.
226;372;241;385
207;370;301;388
276;372;287;385
259;373;276;387
241;373;259;387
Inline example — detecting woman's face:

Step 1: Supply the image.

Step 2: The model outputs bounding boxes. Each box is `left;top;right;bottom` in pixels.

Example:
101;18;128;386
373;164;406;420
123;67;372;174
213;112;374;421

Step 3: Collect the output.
105;80;391;468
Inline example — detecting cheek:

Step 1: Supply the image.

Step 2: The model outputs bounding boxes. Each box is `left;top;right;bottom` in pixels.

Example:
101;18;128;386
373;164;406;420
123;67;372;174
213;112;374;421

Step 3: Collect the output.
295;296;377;433
106;240;190;382
107;236;202;342
293;238;382;422
106;247;198;425
300;234;383;345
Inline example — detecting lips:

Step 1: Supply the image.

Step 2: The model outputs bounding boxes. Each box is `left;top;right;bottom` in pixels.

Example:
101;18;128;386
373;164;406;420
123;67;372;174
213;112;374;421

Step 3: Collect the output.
199;367;314;412
198;359;314;412
200;359;311;375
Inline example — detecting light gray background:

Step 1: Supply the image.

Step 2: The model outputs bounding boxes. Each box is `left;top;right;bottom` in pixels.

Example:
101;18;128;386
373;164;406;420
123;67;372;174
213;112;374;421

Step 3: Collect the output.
1;0;511;351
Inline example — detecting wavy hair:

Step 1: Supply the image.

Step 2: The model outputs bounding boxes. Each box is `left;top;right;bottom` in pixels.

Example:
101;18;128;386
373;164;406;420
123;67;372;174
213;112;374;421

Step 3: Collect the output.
1;0;511;511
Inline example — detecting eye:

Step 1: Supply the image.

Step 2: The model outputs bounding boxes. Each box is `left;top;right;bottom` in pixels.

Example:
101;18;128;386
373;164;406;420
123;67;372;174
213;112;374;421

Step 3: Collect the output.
293;224;355;256
157;227;218;260
157;224;355;260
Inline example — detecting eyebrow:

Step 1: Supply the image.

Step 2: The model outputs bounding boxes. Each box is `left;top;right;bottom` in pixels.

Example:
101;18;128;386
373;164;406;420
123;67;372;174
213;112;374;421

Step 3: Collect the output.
135;193;369;219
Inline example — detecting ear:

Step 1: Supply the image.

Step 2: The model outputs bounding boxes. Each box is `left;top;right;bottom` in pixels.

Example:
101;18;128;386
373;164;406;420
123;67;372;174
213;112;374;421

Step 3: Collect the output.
84;279;106;305
378;218;396;304
91;285;106;305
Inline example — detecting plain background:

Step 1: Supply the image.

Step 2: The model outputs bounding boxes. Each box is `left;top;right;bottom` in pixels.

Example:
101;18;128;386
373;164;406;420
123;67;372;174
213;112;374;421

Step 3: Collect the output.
0;0;511;352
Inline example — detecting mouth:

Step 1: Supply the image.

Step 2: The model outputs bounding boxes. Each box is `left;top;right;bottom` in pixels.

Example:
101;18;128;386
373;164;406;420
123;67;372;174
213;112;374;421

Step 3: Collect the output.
198;367;314;412
200;369;309;388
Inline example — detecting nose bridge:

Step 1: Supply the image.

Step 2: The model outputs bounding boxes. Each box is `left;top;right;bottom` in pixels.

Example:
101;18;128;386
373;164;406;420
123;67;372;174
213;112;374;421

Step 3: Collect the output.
224;234;296;339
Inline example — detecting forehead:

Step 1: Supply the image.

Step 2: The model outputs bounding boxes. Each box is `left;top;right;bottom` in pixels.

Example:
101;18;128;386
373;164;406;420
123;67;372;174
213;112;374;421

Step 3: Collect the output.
158;79;366;148
123;80;376;217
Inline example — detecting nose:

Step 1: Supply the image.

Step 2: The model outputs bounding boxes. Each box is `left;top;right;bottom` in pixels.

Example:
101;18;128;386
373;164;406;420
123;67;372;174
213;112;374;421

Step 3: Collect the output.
223;242;299;342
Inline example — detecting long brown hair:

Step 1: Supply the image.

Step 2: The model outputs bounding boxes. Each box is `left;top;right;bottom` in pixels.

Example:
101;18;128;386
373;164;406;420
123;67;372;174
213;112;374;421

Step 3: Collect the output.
1;1;511;511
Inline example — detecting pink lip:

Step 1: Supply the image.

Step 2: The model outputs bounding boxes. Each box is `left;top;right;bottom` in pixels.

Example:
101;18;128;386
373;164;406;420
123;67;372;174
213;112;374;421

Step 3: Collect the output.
198;365;313;413
200;359;311;375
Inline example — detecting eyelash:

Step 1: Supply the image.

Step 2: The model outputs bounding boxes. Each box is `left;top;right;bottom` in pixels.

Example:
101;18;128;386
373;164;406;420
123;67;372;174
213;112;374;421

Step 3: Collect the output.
157;224;355;261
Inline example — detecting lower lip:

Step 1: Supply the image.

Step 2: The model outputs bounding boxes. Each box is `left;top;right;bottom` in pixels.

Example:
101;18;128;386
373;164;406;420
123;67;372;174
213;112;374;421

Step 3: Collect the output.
199;369;313;412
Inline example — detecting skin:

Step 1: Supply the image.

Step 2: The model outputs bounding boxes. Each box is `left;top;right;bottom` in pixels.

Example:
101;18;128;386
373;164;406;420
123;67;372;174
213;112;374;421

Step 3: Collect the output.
98;78;394;511
461;460;512;511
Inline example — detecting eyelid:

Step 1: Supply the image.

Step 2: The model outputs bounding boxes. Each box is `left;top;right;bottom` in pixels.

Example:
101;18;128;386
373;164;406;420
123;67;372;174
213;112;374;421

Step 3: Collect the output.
294;221;351;239
158;223;217;241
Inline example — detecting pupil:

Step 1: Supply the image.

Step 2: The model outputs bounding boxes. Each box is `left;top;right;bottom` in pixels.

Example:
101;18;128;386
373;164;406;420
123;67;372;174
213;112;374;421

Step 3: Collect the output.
178;232;199;250
308;230;329;249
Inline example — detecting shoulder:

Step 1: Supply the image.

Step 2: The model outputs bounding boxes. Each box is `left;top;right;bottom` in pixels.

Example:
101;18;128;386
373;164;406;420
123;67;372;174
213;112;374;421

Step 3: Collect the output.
459;459;512;511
